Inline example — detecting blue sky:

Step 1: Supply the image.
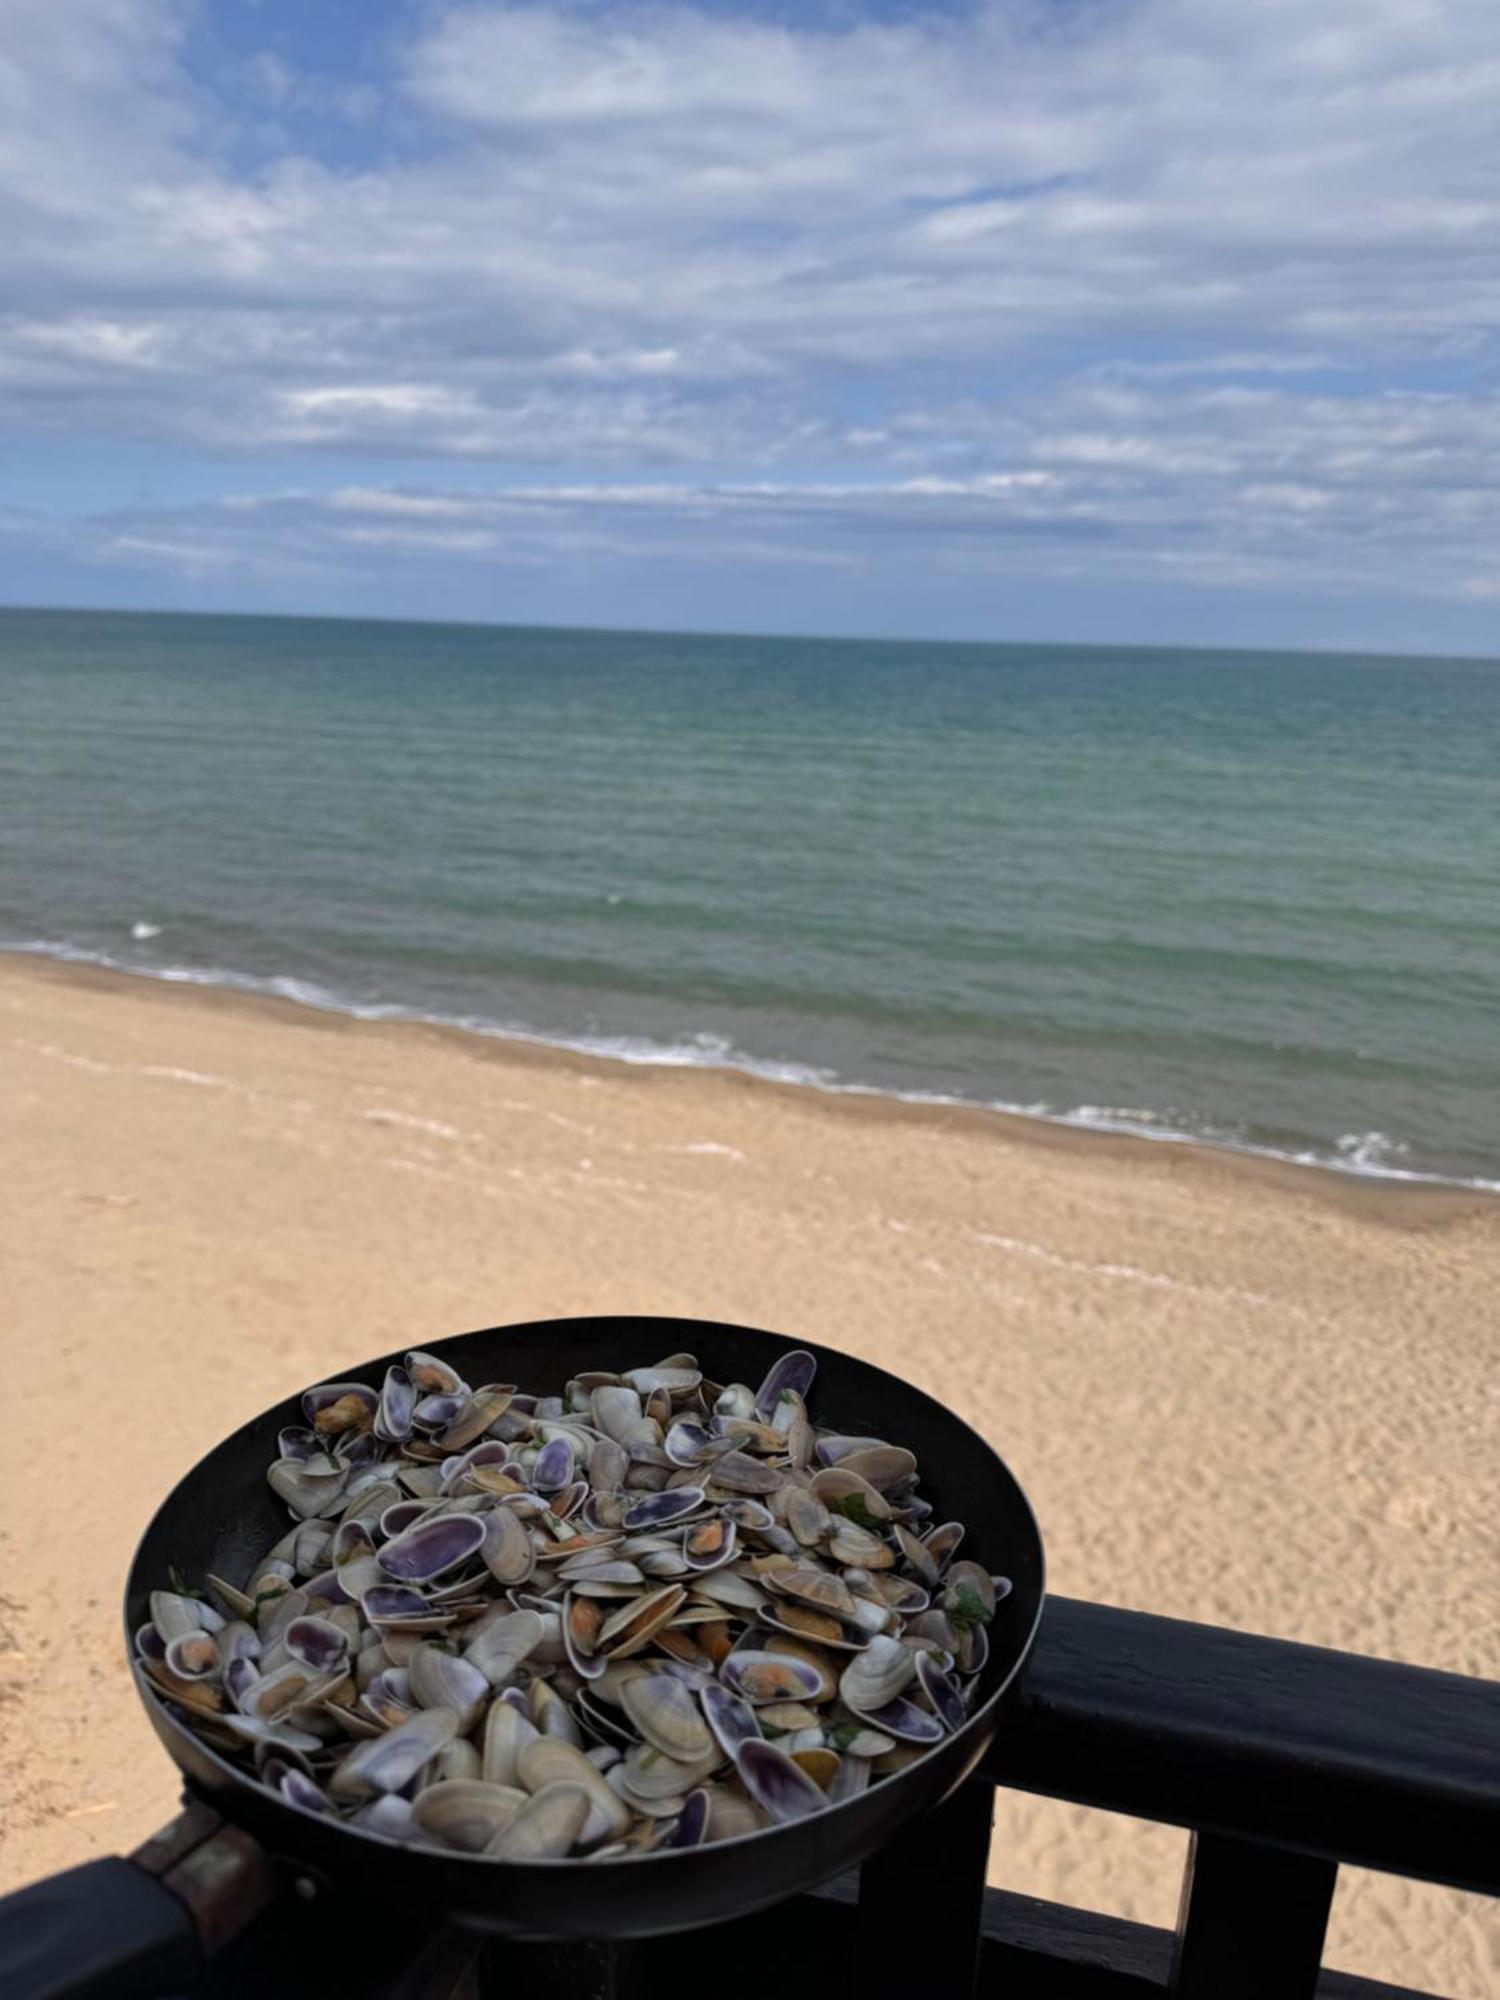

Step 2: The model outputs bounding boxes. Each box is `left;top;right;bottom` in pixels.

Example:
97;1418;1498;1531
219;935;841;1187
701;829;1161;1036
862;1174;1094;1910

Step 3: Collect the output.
1;0;1497;650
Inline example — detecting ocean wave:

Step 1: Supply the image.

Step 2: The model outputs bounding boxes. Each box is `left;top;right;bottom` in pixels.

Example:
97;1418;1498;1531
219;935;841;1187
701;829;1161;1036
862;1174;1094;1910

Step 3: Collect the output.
6;934;1498;1196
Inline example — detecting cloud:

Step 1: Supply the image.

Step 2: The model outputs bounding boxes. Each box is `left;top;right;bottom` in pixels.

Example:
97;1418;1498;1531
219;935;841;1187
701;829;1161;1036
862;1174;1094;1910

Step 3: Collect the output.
5;378;1496;621
0;0;1497;630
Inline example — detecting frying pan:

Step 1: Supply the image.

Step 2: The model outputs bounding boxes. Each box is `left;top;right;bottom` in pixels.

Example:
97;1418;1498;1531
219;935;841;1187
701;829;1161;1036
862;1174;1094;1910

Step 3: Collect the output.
10;1314;1043;1986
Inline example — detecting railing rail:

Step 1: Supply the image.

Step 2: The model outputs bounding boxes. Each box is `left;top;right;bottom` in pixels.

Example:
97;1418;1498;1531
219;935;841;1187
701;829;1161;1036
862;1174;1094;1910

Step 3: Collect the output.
990;1596;1500;1898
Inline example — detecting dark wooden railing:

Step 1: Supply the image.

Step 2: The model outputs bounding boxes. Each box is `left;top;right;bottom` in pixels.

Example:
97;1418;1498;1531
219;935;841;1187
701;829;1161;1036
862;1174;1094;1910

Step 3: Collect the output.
10;1597;1498;1999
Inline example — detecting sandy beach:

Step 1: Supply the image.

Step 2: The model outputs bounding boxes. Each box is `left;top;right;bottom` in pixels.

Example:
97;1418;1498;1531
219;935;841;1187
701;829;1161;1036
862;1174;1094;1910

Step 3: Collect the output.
1;952;1495;1992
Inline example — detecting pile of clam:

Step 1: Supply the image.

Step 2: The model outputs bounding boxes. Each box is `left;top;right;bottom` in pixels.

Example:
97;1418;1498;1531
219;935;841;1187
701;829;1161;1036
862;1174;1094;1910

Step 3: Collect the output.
139;1347;1005;1860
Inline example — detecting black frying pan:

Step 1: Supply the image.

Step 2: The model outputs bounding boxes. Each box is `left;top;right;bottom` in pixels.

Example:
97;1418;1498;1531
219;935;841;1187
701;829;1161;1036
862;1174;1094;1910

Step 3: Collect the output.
124;1314;1045;1942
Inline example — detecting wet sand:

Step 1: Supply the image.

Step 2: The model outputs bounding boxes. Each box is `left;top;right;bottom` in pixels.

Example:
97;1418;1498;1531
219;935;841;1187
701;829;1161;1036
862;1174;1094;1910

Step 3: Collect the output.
1;954;1495;1992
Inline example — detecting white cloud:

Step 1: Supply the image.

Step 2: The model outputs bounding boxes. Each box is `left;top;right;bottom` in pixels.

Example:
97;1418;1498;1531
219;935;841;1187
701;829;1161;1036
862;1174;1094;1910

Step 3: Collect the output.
0;0;1497;624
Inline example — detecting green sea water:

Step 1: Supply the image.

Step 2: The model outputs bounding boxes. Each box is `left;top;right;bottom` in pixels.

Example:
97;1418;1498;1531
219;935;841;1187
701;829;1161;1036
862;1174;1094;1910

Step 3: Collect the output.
2;606;1496;1186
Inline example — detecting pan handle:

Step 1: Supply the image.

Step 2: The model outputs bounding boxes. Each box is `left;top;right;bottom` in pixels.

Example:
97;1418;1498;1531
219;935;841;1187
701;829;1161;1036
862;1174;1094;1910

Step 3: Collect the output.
0;1800;279;2000
0;1858;202;2000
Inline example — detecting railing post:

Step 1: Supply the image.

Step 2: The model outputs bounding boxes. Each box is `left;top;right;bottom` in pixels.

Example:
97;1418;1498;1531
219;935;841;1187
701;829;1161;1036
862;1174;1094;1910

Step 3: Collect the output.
1169;1833;1336;1999
856;1779;994;1998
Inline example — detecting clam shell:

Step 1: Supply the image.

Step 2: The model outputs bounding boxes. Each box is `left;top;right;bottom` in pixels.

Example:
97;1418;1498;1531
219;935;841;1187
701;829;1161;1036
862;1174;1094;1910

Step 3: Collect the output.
352;1795;417;1841
663;1420;715;1467
267;1459;347;1521
517;1737;631;1846
777;1566;857;1619
597;1585;687;1660
809;1467;893;1525
407;1642;490;1730
833;1444;916;1493
464;1608;546;1687
753;1348;817;1425
361;1586;453;1632
915;1650;966;1734
734;1739;827;1824
851;1695;945;1744
163;1632;220;1681
531;1435;576;1493
482;1697;540;1787
485;1781;589;1860
699;1681;760;1759
838;1634;914;1714
435;1385;516;1453
375;1365;416;1444
720;1651;825;1706
480;1505;536;1587
412;1780;527;1853
283;1616;349;1676
303;1382;378;1432
943;1560;998;1626
620;1488;705;1532
328;1706;459;1800
591;1385;652;1446
562;1593;609;1681
620;1672;715;1762
379;1512;487;1583
667;1789;711;1847
405;1350;466;1396
705;1452;782;1496
682;1517;736;1572
617;1743;718;1805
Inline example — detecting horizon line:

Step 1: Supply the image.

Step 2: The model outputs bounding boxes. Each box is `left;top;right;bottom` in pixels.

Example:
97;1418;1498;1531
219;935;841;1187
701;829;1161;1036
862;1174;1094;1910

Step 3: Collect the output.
1;597;1496;669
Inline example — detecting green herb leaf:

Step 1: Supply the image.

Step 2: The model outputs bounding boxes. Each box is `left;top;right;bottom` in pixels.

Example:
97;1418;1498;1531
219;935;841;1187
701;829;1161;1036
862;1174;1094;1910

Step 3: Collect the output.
951;1582;991;1628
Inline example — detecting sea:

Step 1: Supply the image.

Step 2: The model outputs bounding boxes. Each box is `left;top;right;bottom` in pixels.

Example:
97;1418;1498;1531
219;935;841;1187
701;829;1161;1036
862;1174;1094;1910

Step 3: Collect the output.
2;606;1496;1190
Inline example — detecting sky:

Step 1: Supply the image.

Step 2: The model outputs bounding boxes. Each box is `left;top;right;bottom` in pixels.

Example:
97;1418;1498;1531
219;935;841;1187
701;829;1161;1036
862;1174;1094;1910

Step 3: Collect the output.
1;0;1497;651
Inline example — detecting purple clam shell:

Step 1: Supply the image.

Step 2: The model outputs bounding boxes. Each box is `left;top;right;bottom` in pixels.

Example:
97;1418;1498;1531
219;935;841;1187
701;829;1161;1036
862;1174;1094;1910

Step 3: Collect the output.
667;1789;710;1847
734;1739;827;1824
332;1518;377;1564
134;1622;166;1663
338;1429;384;1470
377;1500;431;1541
753;1348;818;1424
531;1436;575;1493
285;1615;350;1675
621;1487;705;1532
719;1651;824;1705
362;1585;443;1625
302;1570;353;1609
413;1391;467;1432
851;1695;944;1744
663;1420;713;1467
301;1382;378;1426
375;1364;416;1444
915;1651;965;1734
699;1681;760;1758
277;1426;322;1462
279;1769;330;1815
224;1658;259;1709
378;1511;487;1582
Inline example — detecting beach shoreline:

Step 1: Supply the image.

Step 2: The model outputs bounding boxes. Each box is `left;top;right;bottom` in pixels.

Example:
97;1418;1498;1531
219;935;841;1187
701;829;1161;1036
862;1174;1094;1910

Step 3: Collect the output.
8;947;1494;1220
2;951;1496;1991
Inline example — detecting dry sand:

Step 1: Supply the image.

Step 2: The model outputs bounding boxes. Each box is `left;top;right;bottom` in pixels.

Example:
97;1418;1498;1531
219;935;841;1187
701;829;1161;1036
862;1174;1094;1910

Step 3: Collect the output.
1;953;1496;1993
